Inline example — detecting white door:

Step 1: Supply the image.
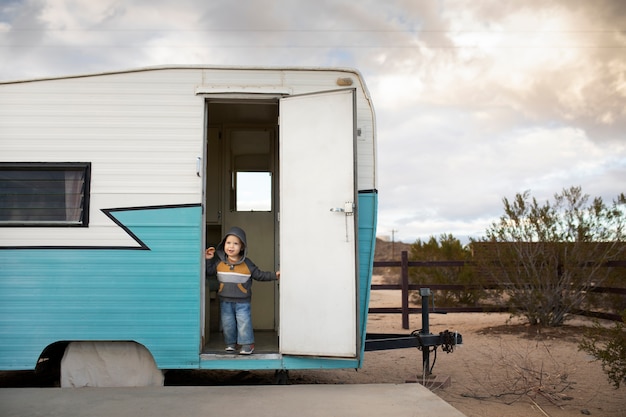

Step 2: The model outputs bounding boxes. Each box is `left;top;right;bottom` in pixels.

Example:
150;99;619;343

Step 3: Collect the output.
279;89;357;357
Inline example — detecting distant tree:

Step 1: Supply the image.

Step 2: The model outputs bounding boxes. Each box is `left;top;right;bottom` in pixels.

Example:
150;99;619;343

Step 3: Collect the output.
409;234;480;306
473;186;625;326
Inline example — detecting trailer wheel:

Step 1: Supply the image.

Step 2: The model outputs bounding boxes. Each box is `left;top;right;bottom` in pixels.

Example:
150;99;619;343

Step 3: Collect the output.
35;341;70;387
60;341;164;387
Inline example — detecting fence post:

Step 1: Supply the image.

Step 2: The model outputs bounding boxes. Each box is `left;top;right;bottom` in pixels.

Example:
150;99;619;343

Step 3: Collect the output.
401;251;409;329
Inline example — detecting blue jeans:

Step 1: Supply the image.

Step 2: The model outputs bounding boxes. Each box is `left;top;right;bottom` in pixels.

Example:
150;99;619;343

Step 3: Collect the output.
220;301;254;345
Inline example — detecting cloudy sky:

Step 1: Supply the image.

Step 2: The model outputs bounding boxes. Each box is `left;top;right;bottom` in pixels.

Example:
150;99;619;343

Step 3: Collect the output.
1;0;625;244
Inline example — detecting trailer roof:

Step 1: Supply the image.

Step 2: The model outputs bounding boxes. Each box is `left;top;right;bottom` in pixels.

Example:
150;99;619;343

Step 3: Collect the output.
0;64;364;85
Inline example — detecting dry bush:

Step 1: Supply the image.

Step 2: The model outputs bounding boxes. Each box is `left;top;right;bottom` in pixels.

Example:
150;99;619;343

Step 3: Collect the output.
456;338;575;409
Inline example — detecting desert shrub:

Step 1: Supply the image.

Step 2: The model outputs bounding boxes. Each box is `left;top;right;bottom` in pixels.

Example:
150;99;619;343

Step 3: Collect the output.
473;187;625;326
578;311;626;389
409;234;484;307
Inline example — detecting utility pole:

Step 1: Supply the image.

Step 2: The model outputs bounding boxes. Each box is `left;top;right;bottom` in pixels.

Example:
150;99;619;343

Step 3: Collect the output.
391;229;398;259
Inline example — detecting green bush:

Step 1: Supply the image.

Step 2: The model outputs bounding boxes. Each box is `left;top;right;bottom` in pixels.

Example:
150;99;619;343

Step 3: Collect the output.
409;234;483;307
578;311;626;389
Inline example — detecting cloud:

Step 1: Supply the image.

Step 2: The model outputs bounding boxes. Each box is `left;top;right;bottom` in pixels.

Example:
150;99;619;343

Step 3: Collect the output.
1;0;624;245
367;0;626;242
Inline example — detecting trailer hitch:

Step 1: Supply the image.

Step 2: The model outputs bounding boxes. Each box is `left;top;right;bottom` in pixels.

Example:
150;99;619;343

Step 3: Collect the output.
413;288;462;376
364;287;462;376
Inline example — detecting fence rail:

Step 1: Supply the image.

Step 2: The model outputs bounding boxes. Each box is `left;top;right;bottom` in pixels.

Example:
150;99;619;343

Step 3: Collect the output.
370;251;625;329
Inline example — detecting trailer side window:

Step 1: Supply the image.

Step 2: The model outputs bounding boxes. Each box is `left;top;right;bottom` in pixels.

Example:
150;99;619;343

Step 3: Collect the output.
0;162;91;227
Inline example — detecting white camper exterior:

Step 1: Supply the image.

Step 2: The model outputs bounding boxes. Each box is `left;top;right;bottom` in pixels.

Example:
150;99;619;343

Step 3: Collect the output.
0;66;377;377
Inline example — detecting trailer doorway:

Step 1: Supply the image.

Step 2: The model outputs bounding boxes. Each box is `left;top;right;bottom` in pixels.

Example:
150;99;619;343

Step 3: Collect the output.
203;100;280;354
201;89;358;361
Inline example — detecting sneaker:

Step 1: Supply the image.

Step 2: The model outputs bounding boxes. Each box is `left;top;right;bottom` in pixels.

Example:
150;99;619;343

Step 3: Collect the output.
225;344;236;353
239;344;254;355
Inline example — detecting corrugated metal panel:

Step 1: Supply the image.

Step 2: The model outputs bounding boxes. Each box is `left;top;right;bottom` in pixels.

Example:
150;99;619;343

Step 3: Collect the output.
0;206;202;369
0;68;205;248
357;191;378;366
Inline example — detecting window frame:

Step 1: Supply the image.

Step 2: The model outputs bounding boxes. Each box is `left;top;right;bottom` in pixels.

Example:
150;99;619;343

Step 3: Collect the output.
0;162;91;227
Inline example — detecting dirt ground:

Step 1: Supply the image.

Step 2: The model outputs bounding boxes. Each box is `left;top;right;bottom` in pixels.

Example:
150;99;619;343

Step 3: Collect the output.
2;275;625;417
327;276;626;417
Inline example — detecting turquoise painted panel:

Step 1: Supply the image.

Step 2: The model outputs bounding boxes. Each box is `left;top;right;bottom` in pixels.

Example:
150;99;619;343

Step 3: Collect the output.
198;356;359;371
283;355;359;370
0;206;202;370
200;357;284;370
357;191;378;367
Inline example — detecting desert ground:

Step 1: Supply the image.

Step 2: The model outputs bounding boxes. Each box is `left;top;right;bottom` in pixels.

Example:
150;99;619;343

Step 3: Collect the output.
2;275;625;417
353;276;626;417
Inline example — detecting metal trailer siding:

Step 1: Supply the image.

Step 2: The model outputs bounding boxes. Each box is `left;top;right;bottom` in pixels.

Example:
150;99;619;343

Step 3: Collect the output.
1;66;376;195
356;191;378;367
1;68;207;370
0;66;377;371
0;205;202;369
0;69;206;248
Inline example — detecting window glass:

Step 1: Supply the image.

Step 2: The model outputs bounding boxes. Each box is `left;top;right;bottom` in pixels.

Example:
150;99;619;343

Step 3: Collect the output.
236;171;272;211
0;163;90;226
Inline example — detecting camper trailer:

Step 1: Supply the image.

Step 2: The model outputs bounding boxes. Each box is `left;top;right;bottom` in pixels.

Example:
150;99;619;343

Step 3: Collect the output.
0;66;377;384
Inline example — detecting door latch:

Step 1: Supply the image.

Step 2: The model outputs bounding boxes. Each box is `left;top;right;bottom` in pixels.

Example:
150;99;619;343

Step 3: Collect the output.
330;202;354;242
330;202;354;216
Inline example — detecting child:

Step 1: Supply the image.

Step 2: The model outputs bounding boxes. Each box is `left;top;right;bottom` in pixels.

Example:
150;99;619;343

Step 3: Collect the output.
205;226;280;355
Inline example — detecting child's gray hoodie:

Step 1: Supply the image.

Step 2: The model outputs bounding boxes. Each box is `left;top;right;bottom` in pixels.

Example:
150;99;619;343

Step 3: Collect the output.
206;226;277;303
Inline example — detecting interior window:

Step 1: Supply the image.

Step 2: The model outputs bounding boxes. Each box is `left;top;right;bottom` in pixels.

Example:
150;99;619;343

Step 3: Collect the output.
0;162;91;226
236;171;272;211
229;129;273;212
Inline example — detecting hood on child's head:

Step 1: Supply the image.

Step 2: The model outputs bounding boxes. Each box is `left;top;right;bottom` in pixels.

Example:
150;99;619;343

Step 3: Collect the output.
217;226;248;261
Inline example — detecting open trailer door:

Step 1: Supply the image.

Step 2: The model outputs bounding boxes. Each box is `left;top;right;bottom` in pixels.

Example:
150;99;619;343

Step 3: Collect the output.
279;89;358;357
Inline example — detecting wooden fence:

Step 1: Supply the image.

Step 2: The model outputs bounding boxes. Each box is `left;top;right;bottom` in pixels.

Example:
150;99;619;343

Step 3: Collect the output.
370;251;626;329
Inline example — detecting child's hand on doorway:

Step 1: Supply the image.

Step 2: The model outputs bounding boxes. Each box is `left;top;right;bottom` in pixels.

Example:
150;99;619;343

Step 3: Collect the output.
205;247;216;259
276;271;280;280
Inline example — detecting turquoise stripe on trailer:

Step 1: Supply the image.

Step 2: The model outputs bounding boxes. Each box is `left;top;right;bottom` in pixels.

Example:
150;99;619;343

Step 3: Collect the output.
199;355;359;371
0;205;203;370
357;190;378;367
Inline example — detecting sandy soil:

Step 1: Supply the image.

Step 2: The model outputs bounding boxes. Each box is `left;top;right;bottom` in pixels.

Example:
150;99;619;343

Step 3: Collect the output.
313;276;626;417
2;275;625;417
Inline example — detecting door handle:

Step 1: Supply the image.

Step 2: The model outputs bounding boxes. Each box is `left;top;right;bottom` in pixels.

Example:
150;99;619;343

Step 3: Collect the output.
330;202;354;242
330;202;354;216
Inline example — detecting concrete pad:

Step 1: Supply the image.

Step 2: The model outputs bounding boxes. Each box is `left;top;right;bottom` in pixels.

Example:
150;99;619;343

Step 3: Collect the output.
0;384;467;417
